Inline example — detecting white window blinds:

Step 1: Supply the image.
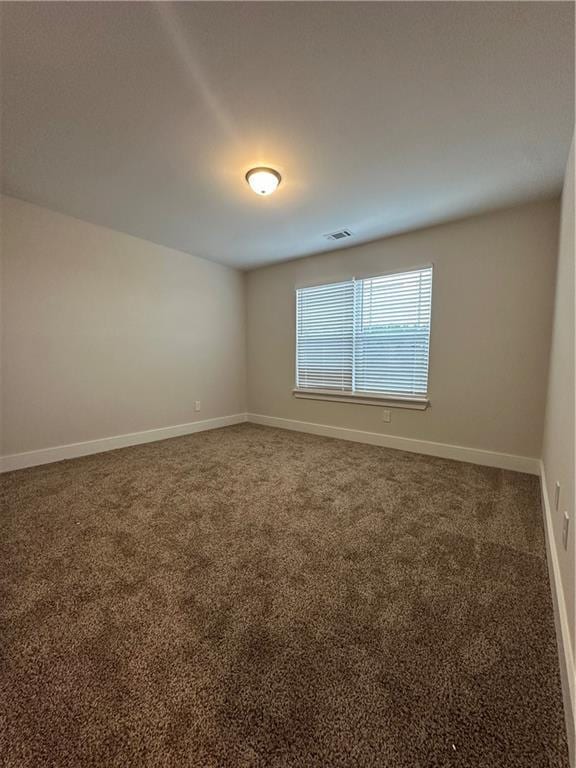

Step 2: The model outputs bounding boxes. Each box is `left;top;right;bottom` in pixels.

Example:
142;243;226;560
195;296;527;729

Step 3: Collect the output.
296;266;432;398
295;280;354;391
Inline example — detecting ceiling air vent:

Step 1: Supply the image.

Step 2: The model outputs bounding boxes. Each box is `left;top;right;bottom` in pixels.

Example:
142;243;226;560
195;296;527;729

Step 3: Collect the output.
324;228;353;241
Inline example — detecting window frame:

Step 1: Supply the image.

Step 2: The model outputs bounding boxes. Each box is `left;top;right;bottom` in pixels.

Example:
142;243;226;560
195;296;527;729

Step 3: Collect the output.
293;264;433;410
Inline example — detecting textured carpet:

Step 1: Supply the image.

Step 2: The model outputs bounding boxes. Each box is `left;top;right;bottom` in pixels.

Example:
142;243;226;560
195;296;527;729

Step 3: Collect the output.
0;423;569;767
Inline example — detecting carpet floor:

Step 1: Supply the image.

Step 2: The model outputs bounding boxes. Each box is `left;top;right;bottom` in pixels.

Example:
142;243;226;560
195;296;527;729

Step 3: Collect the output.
0;423;569;767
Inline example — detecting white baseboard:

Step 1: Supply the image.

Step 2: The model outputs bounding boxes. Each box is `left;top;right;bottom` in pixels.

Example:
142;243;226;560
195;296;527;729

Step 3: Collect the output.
247;413;540;474
0;413;248;473
2;411;539;476
540;461;576;765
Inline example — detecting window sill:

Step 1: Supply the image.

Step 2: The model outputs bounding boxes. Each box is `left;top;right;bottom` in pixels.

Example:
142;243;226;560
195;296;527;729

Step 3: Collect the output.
292;389;430;410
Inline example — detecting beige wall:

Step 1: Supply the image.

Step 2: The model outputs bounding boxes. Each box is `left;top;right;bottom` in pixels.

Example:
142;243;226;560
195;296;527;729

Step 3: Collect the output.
3;196;560;462
542;138;575;742
1;196;246;455
246;200;559;458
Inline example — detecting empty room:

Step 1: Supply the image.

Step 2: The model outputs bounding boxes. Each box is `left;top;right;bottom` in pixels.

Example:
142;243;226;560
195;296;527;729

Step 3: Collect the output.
1;1;575;766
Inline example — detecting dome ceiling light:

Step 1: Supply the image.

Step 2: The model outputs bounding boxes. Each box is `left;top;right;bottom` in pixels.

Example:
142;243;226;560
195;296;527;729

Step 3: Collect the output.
246;167;281;196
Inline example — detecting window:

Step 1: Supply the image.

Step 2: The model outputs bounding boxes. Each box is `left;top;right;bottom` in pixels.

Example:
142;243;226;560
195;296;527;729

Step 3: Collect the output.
295;266;432;406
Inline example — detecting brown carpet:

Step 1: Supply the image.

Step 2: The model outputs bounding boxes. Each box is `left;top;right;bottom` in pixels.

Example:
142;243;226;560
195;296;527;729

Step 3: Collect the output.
0;423;569;767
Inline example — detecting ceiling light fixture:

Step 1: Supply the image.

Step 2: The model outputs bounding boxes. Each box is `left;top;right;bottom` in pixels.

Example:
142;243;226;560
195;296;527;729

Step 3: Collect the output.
246;167;281;196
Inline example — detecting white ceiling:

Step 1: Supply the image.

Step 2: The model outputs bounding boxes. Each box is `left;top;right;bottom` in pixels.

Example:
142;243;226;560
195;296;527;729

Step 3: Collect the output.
1;2;574;270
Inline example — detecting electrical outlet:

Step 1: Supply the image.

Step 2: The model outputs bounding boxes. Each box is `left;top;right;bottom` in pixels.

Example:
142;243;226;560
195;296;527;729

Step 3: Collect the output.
194;400;201;412
382;408;391;423
554;482;561;511
562;511;570;551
